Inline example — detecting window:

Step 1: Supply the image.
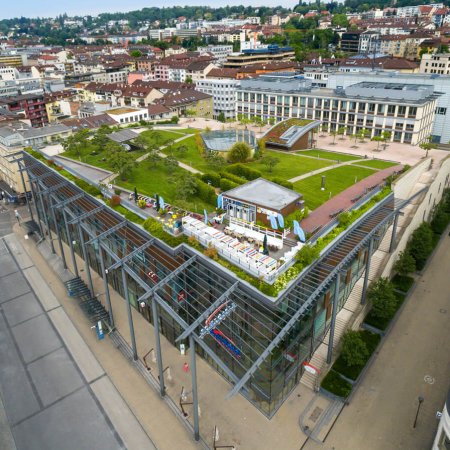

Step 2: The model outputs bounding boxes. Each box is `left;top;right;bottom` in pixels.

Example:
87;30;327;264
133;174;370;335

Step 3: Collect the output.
436;107;447;115
368;103;376;113
358;103;366;113
408;106;417;117
398;106;407;116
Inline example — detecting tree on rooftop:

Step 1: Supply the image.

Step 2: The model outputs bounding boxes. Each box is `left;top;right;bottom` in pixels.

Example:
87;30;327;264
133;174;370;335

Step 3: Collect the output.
147;149;162;168
108;144;137;181
176;173;198;200
185;75;193;84
62;129;90;159
228;142;251;163
176;144;188;156
130;49;142;58
134;134;149;151
164;155;179;175
261;155;280;173
206;152;226;169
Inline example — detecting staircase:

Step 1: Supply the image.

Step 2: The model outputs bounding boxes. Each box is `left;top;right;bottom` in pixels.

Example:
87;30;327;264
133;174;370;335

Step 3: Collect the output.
301;346;328;391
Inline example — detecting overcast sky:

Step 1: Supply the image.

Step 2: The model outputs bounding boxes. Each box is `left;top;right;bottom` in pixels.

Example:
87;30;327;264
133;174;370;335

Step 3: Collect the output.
3;0;300;19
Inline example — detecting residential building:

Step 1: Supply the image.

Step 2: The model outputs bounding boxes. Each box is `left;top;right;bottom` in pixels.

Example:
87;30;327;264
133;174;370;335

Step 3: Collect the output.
197;45;233;64
327;70;450;143
0;93;49;128
105;107;149;125
224;45;296;68
196;78;240;119
92;68;129;84
0;54;27;67
420;52;450;74
340;31;363;53
236;75;439;145
158;90;213;118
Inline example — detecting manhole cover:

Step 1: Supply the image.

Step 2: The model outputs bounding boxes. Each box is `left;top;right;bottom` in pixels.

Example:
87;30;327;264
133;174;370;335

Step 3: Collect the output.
439;309;447;314
309;406;323;423
424;375;435;384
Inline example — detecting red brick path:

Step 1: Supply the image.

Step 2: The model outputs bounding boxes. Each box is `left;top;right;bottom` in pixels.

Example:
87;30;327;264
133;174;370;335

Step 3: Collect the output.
301;165;403;234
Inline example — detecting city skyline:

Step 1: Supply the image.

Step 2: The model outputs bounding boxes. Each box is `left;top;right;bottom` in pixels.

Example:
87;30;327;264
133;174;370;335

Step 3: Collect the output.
3;0;299;20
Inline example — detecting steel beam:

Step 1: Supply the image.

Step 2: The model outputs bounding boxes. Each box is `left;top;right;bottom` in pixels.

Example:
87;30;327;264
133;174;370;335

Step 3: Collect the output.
62;208;79;277
85;221;127;245
49;195;67;269
389;212;400;253
27;171;54;181
17;161;34;223
121;267;138;360
35;181;69;195
67;205;105;224
327;272;341;364
189;335;200;441
53;192;85;209
176;282;239;342
151;299;165;397
106;240;154;272
137;256;197;303
77;223;94;294
361;238;374;305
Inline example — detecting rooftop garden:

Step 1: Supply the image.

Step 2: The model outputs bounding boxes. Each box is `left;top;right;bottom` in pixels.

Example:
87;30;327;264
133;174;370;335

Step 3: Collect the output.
296;149;361;162
264;118;315;145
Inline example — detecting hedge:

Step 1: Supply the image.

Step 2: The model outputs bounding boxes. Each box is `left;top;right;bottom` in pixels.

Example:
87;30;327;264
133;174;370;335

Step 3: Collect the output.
220;178;238;191
391;274;414;293
225;164;262;181
200;172;221;187
143;217;187;247
195;179;216;205
364;292;406;331
219;171;246;185
321;371;352;398
270;177;294;190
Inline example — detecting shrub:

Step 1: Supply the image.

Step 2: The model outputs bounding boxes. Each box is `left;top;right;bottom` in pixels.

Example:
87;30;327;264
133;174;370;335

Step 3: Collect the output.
143;217;187;247
114;188;122;195
219;171;246;185
225;164;261;180
204;244;218;260
367;277;397;320
407;222;434;270
393;250;416;276
391;274;414;293
137;198;147;209
220;178;238;191
295;244;320;267
284;208;308;229
269;177;293;190
341;330;369;368
195;179;216;205
109;194;121;207
321;371;352;398
338;211;352;227
228;142;251;163
430;204;450;235
201;172;221;187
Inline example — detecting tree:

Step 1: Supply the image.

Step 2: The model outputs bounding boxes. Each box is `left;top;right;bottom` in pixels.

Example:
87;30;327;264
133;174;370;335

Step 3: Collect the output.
331;13;349;28
147;149;162;168
206;152;226;169
185;75;193;84
91;125;111;148
371;135;383;151
228;142;251;163
349;133;359;148
217;112;226;123
359;128;371;143
381;131;391;149
185;108;196;118
419;135;436;158
108;145;136;180
176;173;198;200
295;244;320;266
133;134;149;151
408;222;433;269
393;250;416;276
62;129;90;159
164;155;179;174
255;138;266;159
337;126;347;140
330;129;338;145
130;49;142;57
151;131;162;147
341;330;369;368
176;144;188;156
261;156;280;173
367;278;397;320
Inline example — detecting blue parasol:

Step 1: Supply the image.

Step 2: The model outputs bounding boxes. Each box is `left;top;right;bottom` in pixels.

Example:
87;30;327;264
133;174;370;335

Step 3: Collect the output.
293;220;306;242
269;214;278;229
204;209;208;225
277;213;284;228
217;193;223;209
159;196;165;211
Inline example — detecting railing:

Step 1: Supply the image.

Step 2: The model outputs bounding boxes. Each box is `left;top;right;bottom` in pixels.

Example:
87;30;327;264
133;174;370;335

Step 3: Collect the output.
229;216;290;240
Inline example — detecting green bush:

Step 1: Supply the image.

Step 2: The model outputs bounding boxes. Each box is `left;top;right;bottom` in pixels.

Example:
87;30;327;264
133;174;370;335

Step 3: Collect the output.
393;250;416;276
407;222;434;270
228;142;251;163
225;164;262;180
195;179;216;205
391;274;414;293
284;208;308;230
143;217;187;247
200;172;221;187
321;370;352;398
219;171;246;185
220;178;238;191
430;204;450;235
364;292;405;331
340;330;369;368
74;178;102;197
367;277;397;320
295;244;320;266
269;177;293;190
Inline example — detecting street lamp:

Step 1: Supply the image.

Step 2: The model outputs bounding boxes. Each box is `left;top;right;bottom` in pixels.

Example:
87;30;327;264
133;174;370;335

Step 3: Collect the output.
413;396;424;428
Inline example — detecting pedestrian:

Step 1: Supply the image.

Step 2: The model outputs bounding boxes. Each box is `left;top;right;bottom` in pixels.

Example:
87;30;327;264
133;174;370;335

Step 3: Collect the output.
14;209;21;224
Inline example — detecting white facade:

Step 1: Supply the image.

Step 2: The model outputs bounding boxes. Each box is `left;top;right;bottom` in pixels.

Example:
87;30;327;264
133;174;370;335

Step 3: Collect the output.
197;45;233;64
106;107;149;125
327;71;450;144
420;53;450;75
0;67;17;81
92;70;129;84
432;393;450;450
196;78;239;119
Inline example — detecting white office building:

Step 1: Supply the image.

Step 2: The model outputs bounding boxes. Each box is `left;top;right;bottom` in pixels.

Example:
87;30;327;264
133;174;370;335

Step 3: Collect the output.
197;45;233;64
420;53;450;75
196;78;239;120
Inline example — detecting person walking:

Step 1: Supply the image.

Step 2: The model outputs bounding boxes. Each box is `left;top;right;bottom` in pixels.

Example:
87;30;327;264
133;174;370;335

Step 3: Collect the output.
14;209;21;224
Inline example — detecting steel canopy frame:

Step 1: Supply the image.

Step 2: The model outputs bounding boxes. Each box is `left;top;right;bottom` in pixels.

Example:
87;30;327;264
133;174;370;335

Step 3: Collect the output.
106;240;155;272
67;205;106;225
53;192;85;209
85;221;127;245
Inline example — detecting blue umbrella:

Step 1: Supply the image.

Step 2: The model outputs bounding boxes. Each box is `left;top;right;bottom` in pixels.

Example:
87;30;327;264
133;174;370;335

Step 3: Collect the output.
159;196;165;211
217;193;223;209
277;213;284;229
293;220;306;243
269;214;278;229
204;209;208;225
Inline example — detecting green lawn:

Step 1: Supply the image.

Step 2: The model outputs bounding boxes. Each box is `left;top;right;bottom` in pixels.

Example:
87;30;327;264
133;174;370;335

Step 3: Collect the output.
297;149;361;162
116;160;213;214
139;129;187;146
162;136;212;172
293;165;377;210
352;160;398;170
245;150;333;180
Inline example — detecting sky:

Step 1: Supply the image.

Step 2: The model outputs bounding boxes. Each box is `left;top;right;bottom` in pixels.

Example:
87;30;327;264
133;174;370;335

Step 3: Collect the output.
3;0;300;19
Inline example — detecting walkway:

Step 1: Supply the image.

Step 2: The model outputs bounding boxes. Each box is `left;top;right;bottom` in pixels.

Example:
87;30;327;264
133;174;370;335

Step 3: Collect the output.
0;233;156;450
303;230;450;450
300;164;403;234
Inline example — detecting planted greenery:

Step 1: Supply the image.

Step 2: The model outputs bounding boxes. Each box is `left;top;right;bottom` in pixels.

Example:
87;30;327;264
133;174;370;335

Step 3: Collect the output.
367;278;398;321
321;370;352;398
364;292;406;331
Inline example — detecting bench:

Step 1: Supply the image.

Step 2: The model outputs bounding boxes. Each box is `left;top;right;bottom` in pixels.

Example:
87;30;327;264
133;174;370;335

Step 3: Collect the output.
310;225;322;235
329;208;344;219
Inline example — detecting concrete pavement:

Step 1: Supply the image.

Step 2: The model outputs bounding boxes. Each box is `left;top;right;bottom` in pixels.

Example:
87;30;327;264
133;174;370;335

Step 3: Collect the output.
303;229;450;450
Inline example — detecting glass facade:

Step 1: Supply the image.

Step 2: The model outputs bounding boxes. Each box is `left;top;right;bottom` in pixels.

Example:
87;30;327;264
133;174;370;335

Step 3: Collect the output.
25;154;394;418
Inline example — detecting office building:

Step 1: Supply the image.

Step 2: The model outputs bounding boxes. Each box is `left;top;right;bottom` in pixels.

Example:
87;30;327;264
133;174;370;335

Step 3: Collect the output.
196;78;239;119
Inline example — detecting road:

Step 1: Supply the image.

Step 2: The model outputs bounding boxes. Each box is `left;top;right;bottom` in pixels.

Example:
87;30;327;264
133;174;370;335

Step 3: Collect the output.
304;230;450;450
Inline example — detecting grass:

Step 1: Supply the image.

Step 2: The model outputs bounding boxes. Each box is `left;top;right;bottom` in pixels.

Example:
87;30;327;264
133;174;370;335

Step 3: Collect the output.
321;370;352;398
364;292;406;331
245;150;333;181
115;160;213;214
297;149;361;162
352;160;398;170
139;129;187;145
332;330;381;380
391;274;414;293
162;136;211;172
293;165;377;210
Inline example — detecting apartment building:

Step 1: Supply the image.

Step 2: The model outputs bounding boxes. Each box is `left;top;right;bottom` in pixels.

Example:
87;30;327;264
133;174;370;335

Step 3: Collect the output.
196;78;239;119
197;45;233;64
0;93;49;128
236;75;438;145
420;52;450;74
327;70;450;144
224;45;295;68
